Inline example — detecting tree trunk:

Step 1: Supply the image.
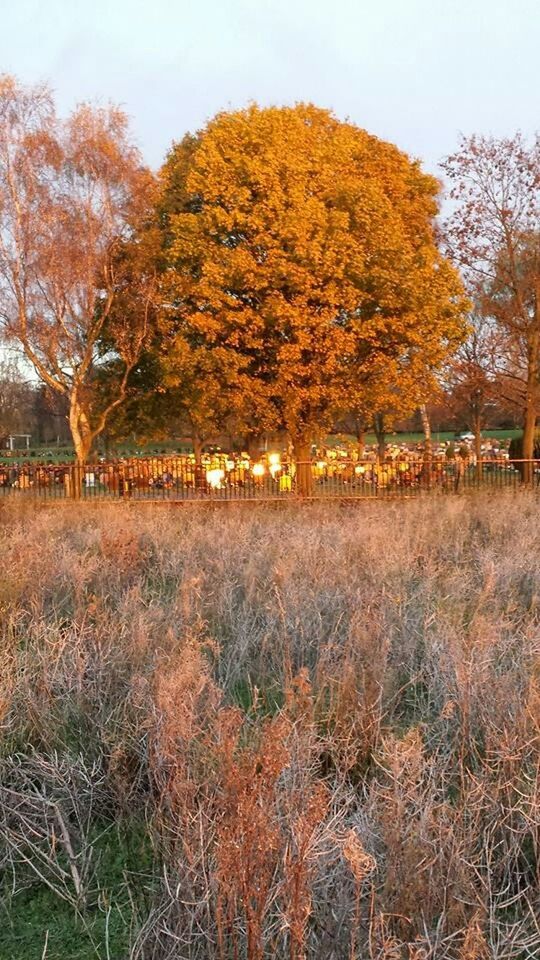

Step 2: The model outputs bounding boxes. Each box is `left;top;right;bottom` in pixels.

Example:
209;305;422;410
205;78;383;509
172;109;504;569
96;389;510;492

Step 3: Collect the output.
192;431;203;467
419;404;432;459
355;418;366;459
418;404;432;489
373;413;386;464
522;403;537;486
293;436;313;497
473;411;483;481
69;398;92;499
523;330;539;485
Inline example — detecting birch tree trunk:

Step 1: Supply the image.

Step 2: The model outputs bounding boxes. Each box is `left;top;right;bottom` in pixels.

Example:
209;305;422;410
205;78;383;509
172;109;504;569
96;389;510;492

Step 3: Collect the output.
69;397;93;499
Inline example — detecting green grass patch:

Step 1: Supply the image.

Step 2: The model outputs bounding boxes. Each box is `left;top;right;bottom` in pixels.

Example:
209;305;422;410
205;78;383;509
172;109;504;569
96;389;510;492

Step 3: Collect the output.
0;821;154;960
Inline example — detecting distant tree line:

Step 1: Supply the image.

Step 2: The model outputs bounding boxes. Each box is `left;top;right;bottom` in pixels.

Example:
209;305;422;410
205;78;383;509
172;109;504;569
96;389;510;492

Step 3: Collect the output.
0;360;70;447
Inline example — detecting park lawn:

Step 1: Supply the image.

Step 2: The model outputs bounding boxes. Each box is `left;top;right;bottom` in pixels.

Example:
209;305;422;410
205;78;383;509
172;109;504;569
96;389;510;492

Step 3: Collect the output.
0;428;522;464
327;427;521;447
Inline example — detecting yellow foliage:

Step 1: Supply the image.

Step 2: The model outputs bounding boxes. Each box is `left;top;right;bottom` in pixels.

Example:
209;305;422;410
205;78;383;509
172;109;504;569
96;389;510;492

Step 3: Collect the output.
160;104;468;449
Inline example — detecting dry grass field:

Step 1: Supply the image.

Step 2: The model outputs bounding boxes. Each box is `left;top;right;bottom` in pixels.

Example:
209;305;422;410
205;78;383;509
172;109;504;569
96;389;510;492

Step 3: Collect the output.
0;496;539;959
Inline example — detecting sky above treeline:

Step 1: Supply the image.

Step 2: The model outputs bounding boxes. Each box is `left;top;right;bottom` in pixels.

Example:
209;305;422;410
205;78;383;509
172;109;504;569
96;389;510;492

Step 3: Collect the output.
1;0;538;182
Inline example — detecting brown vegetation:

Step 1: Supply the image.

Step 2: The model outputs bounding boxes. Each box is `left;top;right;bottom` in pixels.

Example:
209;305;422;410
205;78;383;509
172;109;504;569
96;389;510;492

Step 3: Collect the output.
0;496;539;957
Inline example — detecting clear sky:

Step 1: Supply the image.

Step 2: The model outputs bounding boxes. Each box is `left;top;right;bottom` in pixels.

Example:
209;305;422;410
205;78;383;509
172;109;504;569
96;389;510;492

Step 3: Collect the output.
0;0;538;179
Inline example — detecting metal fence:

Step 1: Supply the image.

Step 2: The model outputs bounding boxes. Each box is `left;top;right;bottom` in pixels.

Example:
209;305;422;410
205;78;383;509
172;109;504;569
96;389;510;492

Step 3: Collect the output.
0;456;537;502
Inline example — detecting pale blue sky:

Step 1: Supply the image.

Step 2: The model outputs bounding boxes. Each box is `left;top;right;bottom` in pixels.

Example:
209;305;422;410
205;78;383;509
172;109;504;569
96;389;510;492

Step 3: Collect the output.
0;0;538;178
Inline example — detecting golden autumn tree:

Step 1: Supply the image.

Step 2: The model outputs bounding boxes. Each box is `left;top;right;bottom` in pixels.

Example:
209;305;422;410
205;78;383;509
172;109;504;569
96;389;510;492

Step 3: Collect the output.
0;76;154;481
160;104;468;491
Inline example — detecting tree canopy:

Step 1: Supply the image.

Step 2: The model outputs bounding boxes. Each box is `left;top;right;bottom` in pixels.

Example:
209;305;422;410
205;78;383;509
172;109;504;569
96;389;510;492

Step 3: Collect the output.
158;103;468;484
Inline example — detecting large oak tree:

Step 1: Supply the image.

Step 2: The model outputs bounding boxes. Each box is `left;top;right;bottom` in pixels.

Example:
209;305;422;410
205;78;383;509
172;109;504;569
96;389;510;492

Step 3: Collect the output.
160;104;467;491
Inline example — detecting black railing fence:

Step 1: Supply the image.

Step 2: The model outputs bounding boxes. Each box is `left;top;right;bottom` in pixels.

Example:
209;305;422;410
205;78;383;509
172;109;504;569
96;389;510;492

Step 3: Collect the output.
0;456;537;502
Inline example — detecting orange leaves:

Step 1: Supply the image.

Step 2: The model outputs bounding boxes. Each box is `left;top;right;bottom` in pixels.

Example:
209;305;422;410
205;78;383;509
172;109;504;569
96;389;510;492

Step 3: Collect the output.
160;103;468;448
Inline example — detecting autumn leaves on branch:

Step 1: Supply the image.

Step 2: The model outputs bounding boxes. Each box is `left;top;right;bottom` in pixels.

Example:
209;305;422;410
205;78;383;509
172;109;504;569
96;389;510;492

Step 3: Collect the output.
0;76;538;478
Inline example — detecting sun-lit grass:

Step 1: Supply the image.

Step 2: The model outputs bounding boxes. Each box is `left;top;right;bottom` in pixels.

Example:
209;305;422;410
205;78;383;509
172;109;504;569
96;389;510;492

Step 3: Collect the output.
1;495;539;958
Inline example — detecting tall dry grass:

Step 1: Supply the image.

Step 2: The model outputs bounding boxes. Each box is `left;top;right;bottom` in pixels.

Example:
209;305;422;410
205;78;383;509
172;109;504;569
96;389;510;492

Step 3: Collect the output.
0;495;539;958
